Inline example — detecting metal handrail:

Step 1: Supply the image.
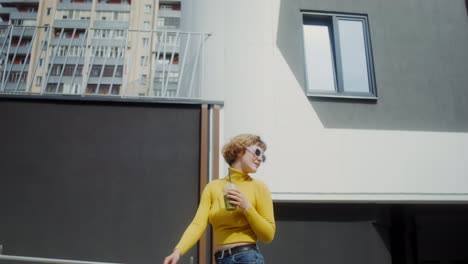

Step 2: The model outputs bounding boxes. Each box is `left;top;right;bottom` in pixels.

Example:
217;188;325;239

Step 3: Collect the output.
0;254;124;264
0;25;211;99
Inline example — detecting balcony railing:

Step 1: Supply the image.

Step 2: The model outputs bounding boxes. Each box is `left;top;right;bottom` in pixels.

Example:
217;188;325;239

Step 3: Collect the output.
53;19;91;28
0;254;124;264
157;9;181;18
0;25;210;100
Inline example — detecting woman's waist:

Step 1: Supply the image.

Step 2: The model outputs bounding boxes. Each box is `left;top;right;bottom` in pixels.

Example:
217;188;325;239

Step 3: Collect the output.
213;230;257;250
214;242;256;253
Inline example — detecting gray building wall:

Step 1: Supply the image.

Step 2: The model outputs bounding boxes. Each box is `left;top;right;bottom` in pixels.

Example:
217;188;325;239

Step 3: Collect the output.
277;0;468;132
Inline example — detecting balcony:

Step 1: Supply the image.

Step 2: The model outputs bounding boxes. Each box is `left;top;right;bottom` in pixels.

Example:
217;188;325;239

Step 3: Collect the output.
47;75;83;83
87;57;124;65
157;25;180;31
90;38;126;47
95;3;130;12
1;82;27;92
157;9;181;18
11;26;35;36
53;19;90;28
0;7;16;14
8;45;31;54
48;57;85;65
88;77;123;84
156;42;180;53
51;36;87;46
93;20;129;29
10;11;37;20
154;63;179;72
159;0;181;3
1;64;29;71
57;2;92;11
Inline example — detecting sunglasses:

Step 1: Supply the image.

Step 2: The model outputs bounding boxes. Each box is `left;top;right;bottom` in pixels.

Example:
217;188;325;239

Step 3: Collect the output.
245;146;266;163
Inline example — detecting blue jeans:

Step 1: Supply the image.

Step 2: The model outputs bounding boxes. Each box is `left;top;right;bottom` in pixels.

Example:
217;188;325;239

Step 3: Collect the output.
215;248;265;264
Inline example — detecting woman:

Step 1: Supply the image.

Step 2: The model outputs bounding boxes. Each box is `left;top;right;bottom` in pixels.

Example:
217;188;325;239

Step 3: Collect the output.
163;134;275;264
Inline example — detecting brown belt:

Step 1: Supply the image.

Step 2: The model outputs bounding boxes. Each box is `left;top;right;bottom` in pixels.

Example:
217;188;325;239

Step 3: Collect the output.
214;244;258;259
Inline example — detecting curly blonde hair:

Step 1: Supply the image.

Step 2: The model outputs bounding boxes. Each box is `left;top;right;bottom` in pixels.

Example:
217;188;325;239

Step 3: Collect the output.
222;134;267;165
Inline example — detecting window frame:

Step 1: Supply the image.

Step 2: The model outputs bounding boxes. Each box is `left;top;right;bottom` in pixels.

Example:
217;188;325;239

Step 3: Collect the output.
302;11;377;99
144;4;151;13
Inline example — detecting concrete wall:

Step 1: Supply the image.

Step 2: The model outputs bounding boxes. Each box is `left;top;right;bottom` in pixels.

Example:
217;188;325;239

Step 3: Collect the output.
187;0;468;202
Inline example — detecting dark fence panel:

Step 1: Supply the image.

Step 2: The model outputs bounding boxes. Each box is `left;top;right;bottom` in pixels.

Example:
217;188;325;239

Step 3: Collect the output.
0;97;201;264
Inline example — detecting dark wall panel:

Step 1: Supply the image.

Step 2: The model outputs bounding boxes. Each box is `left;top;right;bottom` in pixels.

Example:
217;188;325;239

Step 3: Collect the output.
0;98;201;264
262;203;468;264
260;203;392;264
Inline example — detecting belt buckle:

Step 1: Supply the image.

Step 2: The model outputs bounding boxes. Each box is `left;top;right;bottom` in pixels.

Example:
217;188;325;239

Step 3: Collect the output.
218;247;232;260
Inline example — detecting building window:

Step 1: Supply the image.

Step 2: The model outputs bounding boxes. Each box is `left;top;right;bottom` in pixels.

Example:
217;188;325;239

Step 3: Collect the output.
90;65;103;77
47;8;52;15
98;84;110;94
159;3;181;11
63;64;78;76
114;30;126;38
144;4;151;13
143;21;151;30
302;12;377;98
157;18;164;27
111;85;120;95
86;84;97;94
140;74;147;84
45;83;63;93
71;84;80;94
164;17;180;28
50;64;62;76
75;65;83;76
115;66;123;77
103;65;115;77
36;76;42;86
140;56;148;66
142;37;149;46
12;19;23;26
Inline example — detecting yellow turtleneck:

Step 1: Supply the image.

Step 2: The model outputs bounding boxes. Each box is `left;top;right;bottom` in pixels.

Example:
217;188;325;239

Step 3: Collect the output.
174;167;275;255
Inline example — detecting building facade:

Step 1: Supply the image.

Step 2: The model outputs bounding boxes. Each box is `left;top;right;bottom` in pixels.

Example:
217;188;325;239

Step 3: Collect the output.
0;0;207;98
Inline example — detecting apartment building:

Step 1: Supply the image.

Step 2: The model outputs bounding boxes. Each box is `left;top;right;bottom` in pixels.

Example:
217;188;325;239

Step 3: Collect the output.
0;0;198;97
0;0;39;91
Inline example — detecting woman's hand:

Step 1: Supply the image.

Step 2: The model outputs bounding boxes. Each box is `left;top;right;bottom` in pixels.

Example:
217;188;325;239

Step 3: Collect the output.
163;249;181;264
227;189;251;212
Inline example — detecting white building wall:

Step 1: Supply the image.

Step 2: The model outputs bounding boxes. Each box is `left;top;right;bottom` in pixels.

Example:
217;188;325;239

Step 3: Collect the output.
189;0;468;202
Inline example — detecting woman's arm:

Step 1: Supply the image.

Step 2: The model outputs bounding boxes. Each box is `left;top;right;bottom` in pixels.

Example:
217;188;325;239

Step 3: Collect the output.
173;184;212;255
243;182;275;243
228;181;275;243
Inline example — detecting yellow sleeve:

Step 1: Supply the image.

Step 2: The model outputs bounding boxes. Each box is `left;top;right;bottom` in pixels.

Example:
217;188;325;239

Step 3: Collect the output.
243;182;276;243
174;184;212;255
